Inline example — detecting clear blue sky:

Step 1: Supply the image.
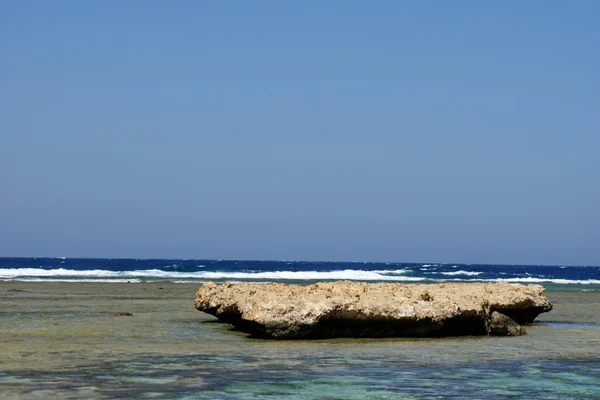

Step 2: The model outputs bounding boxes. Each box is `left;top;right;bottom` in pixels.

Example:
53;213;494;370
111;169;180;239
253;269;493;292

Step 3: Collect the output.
1;1;598;265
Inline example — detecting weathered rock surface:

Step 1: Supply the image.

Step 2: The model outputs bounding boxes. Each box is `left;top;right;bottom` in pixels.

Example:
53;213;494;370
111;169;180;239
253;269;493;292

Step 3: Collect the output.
487;311;525;336
195;281;552;339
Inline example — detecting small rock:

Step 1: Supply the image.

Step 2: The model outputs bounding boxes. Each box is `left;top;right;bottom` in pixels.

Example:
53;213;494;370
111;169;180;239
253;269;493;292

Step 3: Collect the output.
114;312;133;316
487;311;525;336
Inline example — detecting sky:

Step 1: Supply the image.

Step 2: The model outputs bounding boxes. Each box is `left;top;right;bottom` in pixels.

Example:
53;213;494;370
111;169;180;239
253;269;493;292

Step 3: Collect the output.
1;1;599;265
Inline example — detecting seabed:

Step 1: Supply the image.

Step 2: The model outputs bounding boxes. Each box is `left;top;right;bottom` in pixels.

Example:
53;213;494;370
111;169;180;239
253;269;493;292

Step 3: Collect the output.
1;282;599;399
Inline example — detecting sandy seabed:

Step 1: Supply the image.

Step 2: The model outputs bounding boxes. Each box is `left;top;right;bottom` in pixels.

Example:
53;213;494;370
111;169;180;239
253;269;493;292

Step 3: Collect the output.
1;282;599;399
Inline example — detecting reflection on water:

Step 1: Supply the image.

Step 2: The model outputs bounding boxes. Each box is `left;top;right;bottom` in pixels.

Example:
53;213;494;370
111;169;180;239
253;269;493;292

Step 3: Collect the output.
1;282;599;399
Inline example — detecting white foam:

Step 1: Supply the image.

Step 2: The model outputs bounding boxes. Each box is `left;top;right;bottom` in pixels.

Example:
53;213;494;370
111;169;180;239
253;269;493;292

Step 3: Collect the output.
1;278;141;283
439;271;482;276
371;269;409;275
0;268;424;282
486;277;600;285
0;268;119;278
2;268;598;285
196;270;424;281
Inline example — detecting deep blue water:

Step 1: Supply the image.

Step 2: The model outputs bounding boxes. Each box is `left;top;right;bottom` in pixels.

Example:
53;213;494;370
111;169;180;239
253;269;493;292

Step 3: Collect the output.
1;257;599;286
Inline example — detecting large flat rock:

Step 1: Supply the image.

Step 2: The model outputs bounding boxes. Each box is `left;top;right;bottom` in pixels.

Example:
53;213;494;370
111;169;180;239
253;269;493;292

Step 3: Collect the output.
195;281;552;339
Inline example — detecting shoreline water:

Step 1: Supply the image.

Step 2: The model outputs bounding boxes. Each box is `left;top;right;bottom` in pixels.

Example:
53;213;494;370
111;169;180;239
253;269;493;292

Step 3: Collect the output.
2;281;599;399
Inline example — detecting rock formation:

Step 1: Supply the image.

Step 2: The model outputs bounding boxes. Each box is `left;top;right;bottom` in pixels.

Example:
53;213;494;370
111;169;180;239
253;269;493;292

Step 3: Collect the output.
195;281;552;339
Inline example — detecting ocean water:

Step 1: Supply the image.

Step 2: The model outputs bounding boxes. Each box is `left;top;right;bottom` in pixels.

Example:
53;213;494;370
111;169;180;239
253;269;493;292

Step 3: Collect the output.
1;257;600;286
1;258;599;399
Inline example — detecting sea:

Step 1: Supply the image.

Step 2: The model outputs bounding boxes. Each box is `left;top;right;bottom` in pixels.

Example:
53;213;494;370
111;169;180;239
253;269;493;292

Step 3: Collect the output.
2;257;600;286
1;257;600;399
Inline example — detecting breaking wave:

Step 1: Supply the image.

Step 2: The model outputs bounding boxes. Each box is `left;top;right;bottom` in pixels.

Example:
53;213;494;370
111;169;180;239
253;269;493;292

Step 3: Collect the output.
0;268;424;282
1;263;598;285
486;277;600;285
439;271;483;276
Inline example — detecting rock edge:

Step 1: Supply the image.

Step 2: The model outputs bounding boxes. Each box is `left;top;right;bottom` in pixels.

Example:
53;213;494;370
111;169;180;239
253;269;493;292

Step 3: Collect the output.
195;281;552;339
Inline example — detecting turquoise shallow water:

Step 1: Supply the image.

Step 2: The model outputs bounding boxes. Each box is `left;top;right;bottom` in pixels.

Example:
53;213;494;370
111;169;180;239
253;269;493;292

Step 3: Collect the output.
6;354;599;399
1;282;599;399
